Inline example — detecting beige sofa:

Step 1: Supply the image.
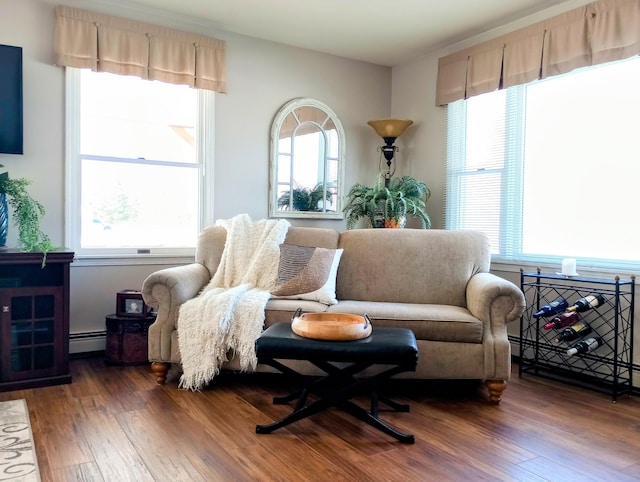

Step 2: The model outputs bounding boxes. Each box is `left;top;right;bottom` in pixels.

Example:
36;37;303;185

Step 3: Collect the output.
141;226;525;403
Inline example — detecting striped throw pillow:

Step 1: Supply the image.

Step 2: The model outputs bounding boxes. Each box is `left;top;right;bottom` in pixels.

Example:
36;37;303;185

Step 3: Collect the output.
271;244;343;305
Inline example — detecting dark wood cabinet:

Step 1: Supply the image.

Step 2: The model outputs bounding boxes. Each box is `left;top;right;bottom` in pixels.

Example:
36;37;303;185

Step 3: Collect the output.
0;250;73;390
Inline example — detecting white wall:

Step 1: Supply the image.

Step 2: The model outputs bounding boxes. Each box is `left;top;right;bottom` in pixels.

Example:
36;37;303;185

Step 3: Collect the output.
0;0;392;352
0;0;64;244
391;52;447;230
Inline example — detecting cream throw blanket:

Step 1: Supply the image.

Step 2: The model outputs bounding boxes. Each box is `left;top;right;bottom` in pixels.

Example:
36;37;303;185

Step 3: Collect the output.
177;214;290;391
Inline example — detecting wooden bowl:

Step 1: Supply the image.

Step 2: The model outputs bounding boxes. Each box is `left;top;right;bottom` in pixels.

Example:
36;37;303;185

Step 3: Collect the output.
291;311;372;341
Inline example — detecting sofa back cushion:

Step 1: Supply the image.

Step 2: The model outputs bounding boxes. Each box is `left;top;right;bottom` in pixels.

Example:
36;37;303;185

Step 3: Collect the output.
195;226;227;276
336;229;490;307
283;227;340;249
196;226;339;278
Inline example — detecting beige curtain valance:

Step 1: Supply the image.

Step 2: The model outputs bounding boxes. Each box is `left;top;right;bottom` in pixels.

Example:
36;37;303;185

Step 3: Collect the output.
436;0;640;106
54;5;226;92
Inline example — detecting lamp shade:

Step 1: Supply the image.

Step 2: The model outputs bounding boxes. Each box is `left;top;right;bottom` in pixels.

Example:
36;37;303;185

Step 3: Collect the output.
367;119;413;139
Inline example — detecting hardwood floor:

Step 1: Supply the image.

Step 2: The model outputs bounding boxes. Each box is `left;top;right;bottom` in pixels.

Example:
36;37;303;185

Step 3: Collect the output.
1;357;639;482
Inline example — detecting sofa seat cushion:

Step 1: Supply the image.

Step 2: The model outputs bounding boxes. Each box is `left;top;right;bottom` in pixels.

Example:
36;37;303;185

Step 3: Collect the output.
327;300;483;343
264;299;329;328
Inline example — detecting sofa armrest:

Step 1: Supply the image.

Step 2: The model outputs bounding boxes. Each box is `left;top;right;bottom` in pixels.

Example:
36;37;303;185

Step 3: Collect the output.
141;263;211;361
466;272;525;327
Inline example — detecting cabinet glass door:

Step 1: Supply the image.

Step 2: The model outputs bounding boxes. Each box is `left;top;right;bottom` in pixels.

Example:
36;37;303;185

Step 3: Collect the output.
2;287;62;381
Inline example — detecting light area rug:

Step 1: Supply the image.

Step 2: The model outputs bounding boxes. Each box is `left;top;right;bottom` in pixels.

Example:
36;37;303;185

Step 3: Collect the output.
0;399;40;481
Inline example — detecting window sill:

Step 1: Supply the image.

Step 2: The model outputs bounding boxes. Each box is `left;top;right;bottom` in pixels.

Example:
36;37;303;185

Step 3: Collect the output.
70;254;195;267
491;258;638;284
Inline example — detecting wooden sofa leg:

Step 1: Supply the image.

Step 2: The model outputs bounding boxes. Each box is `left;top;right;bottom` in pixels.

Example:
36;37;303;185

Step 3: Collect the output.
485;379;507;404
151;362;170;385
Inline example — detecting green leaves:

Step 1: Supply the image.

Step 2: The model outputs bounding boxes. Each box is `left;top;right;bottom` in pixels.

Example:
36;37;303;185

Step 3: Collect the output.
0;164;53;257
343;174;431;229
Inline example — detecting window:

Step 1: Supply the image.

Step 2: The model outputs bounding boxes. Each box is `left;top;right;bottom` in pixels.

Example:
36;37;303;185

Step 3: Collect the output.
65;68;214;259
446;56;640;271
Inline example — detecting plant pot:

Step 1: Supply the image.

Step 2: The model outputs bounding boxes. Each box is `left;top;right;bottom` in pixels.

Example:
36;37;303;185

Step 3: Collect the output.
384;216;406;228
0;192;8;247
370;210;406;228
370;210;386;228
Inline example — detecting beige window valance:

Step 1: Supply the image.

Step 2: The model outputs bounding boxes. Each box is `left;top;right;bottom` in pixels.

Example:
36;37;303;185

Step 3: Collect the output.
436;0;640;106
54;5;226;92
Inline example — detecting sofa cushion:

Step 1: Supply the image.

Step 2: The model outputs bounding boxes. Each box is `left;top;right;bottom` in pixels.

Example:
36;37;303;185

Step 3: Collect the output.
265;299;329;327
327;300;483;343
196;226;340;282
336;229;490;306
283;227;340;249
271;245;343;305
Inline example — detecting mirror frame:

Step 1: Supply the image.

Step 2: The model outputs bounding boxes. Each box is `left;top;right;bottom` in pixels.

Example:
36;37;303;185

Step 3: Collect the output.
269;97;346;219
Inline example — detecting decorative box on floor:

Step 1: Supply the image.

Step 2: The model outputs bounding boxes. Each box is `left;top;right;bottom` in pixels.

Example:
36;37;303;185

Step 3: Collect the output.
105;313;156;365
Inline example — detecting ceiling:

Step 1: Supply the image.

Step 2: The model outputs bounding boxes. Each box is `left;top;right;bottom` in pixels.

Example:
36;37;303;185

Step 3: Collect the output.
118;0;575;66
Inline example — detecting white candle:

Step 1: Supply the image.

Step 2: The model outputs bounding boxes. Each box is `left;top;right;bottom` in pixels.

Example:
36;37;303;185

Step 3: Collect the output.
561;258;576;276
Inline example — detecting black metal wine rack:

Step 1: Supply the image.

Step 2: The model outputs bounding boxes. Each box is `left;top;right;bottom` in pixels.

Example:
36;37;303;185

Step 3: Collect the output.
519;269;635;401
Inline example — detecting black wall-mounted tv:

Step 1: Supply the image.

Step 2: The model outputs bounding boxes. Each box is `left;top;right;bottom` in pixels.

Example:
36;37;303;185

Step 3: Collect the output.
0;44;23;155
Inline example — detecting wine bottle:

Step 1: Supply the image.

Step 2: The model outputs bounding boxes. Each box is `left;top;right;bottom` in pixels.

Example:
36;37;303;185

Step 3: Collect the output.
566;337;603;356
553;323;593;344
566;294;605;312
543;311;579;330
533;298;568;318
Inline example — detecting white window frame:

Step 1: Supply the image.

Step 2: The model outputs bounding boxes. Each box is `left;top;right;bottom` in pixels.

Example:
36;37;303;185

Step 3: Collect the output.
64;67;214;265
446;59;640;275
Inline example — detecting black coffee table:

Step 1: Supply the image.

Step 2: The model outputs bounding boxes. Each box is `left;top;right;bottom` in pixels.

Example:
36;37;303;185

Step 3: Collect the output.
255;322;418;443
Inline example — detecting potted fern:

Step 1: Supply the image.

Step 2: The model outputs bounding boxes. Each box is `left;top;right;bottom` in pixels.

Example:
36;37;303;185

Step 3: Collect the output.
344;174;431;229
0;164;53;257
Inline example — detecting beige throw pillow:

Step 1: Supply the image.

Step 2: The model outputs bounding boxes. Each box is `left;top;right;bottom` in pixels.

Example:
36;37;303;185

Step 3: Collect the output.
271;244;343;305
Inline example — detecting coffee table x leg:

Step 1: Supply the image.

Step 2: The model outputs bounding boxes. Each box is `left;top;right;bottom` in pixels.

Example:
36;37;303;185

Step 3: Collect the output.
256;358;415;444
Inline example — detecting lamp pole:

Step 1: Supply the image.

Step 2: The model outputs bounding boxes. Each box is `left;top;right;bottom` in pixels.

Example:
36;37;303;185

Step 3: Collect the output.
381;137;397;187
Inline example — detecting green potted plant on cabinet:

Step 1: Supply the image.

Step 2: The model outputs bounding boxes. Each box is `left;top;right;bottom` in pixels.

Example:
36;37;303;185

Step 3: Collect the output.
0;164;53;256
344;174;431;229
277;183;333;212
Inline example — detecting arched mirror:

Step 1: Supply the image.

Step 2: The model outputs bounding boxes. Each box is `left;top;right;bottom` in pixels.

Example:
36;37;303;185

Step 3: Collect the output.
269;98;345;219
